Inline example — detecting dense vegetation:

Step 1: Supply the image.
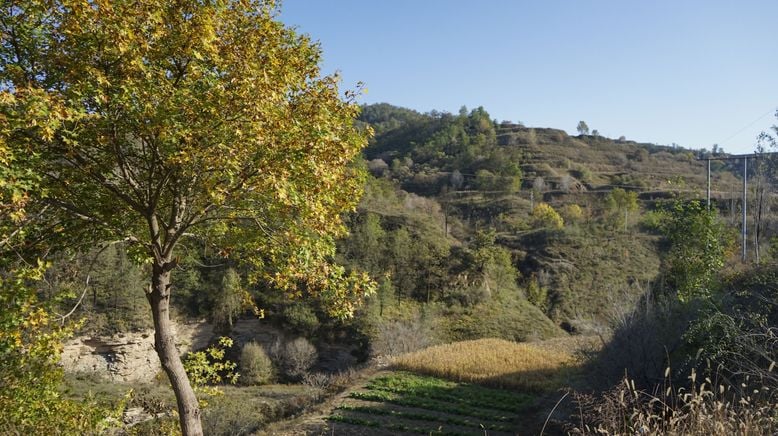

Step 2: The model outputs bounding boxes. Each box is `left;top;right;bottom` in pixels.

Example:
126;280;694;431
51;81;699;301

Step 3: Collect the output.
2;7;777;428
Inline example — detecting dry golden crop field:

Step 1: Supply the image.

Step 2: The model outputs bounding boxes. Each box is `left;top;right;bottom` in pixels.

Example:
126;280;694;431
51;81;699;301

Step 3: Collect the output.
391;337;587;391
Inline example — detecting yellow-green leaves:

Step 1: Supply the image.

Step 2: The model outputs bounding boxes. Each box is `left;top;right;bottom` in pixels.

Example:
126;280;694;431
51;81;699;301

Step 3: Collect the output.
1;0;372;312
532;203;564;230
0;264;108;433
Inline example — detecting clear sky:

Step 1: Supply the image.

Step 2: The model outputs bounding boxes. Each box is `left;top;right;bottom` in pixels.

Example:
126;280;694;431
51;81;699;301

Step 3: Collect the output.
280;1;778;154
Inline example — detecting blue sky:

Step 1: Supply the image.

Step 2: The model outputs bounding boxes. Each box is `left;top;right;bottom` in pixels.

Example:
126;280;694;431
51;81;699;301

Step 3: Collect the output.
280;1;777;154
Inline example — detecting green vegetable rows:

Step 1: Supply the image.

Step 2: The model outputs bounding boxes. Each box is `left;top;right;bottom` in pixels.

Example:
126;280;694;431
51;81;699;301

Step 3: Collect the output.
327;372;534;435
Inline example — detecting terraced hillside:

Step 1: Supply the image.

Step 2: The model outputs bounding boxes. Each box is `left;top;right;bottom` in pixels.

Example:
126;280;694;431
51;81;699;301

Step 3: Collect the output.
351;103;754;332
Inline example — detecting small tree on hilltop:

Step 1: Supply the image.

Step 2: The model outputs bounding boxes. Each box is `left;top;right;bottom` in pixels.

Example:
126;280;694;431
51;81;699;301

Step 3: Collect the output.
577;121;590;135
1;1;373;434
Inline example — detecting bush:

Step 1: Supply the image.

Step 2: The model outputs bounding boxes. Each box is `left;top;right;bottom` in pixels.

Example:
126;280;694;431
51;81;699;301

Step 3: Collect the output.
200;391;270;436
272;337;318;381
281;304;320;336
532;203;564;229
561;204;584;224
526;274;549;313
570;164;592;184
240;342;274;386
584;293;696;389
371;314;433;357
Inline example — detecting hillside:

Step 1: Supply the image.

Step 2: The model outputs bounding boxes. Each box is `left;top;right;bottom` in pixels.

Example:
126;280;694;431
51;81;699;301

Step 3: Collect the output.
34;102;778;435
351;103;749;330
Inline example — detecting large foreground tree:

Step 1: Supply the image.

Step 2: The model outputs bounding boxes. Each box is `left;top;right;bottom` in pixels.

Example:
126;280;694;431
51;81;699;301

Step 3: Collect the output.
0;0;372;433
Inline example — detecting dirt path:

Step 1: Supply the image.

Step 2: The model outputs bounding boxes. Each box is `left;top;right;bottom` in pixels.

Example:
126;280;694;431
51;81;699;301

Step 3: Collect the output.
255;365;394;436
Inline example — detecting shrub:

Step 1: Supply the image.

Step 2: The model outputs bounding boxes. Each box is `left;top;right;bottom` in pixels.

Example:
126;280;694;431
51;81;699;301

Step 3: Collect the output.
272;337;318;381
475;169;499;191
302;372;331;390
584;293;695;389
281;304;320;336
561;204;584;224
200;392;268;436
239;342;274;386
570;164;592;184
366;158;389;177
371;314;433;357
526;273;549;313
532;203;564;229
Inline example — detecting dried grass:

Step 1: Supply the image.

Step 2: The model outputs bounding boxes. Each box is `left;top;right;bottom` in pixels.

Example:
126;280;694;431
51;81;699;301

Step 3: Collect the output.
570;368;778;435
391;338;574;391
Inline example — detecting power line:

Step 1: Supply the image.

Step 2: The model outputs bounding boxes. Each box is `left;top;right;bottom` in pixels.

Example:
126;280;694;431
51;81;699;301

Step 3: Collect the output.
717;107;776;147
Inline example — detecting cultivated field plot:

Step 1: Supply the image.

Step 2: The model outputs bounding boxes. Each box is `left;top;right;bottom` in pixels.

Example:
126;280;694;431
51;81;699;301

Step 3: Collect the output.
392;338;575;391
327;372;534;435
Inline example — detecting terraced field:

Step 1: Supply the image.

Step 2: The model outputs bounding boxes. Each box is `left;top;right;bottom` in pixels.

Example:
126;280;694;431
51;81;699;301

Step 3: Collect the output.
327;372;535;435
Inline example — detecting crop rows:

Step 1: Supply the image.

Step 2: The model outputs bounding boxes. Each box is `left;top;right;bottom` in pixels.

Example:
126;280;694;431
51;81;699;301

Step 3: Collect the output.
366;372;532;412
335;404;514;432
328;414;473;436
348;390;515;422
328;371;533;434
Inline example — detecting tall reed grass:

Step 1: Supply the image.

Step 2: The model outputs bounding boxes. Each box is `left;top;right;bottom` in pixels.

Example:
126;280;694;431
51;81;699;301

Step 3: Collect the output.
570;367;777;435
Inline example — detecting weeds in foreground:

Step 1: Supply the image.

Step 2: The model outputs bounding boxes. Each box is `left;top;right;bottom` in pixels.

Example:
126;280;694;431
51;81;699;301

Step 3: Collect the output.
569;368;777;435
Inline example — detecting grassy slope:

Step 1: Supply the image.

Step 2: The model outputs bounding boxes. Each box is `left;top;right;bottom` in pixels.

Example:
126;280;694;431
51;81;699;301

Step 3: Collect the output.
437;127;743;326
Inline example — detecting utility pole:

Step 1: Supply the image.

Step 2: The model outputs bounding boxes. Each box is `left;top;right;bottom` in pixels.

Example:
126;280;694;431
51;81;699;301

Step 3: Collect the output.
706;159;711;210
743;157;747;262
697;152;778;263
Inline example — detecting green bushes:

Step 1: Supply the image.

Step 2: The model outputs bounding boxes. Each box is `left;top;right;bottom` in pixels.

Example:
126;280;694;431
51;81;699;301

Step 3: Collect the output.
525;274;549;313
281;304;320;336
532;203;564;229
660;200;734;302
570;164;592;184
239;342;274;386
560;204;584;225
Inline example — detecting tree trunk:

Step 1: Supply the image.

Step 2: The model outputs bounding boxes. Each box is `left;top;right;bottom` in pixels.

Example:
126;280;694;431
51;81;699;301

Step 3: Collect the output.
148;263;203;436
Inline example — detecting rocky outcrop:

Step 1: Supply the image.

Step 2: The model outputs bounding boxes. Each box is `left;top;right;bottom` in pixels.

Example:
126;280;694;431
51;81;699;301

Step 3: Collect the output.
61;317;361;383
61;321;214;382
